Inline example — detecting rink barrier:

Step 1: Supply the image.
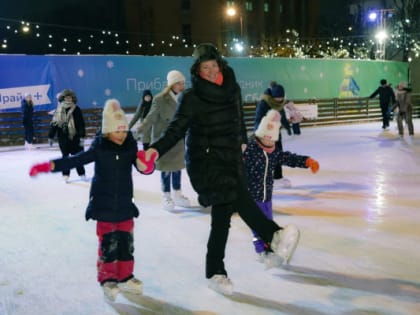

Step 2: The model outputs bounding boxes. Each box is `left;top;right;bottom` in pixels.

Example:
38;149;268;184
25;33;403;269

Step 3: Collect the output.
0;107;105;146
1;95;419;146
243;95;420;135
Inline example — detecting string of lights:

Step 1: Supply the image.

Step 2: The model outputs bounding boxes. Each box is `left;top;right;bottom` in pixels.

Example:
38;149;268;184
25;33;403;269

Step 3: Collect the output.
1;17;419;60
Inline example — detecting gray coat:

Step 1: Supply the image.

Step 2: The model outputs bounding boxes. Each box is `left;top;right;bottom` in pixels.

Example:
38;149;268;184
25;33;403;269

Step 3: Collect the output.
139;89;186;171
395;89;412;113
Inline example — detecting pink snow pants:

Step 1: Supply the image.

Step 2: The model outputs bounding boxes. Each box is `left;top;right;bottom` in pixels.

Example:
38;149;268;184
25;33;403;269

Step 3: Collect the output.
96;219;135;284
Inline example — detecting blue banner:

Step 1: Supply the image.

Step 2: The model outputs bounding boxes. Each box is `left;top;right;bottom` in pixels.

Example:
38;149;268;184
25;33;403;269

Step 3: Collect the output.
0;55;408;112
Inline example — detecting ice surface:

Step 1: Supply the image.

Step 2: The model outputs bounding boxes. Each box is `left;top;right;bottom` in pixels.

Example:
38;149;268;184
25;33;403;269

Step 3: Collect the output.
1;121;419;315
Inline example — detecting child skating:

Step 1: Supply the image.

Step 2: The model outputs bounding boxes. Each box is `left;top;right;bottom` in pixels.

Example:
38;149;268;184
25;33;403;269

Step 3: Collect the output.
243;109;319;267
29;99;156;302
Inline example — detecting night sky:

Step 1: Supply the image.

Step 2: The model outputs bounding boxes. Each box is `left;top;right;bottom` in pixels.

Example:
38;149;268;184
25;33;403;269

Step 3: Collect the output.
0;1;125;29
0;0;364;55
1;0;348;33
0;1;128;54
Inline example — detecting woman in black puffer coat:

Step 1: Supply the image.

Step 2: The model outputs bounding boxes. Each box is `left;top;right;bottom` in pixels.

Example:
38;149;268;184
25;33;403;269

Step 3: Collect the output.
144;43;299;294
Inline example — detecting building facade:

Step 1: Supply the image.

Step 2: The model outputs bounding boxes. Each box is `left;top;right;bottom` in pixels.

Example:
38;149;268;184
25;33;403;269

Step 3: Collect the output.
123;0;321;56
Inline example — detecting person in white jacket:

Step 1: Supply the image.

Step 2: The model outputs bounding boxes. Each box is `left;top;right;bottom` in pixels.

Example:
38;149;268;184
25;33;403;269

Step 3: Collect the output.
284;101;304;135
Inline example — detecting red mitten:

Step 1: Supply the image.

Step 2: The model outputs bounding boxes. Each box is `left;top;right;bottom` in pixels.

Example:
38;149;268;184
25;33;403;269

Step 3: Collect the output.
29;162;52;177
305;158;319;174
137;150;158;174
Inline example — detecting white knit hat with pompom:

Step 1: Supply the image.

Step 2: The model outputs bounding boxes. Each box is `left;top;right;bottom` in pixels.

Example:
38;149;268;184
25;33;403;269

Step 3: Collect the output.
102;99;128;134
255;109;281;141
167;70;185;87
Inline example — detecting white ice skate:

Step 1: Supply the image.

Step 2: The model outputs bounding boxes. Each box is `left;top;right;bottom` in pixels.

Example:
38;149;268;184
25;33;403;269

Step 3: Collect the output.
24;141;34;150
271;224;300;264
208;274;233;295
118;278;143;294
102;281;120;302
173;190;191;207
162;192;175;211
258;251;283;269
79;175;89;182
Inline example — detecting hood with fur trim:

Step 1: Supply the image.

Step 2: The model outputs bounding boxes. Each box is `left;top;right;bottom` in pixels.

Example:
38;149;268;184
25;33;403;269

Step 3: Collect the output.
261;94;286;111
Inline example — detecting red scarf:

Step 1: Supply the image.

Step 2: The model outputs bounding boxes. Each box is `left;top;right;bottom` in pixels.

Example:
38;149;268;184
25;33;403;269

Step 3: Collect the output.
200;72;224;86
214;72;224;86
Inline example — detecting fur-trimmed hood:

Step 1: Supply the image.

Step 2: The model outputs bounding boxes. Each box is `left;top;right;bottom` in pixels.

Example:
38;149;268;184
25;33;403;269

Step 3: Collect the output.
261;94;286;111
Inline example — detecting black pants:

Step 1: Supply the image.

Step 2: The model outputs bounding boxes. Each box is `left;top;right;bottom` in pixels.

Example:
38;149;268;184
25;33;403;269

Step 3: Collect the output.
292;123;301;135
23;121;34;143
59;139;85;176
273;136;283;179
206;182;281;278
280;109;292;135
380;104;390;128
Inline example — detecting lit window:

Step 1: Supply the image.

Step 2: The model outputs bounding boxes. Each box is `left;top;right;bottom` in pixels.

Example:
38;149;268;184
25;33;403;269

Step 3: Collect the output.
245;1;253;11
264;2;269;13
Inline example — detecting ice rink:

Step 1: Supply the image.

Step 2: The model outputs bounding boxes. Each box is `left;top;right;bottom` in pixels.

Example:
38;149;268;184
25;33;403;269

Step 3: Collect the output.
1;120;419;315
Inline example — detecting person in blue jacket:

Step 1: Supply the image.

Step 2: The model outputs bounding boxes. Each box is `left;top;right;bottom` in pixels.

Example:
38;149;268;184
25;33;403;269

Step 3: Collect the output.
254;82;292;188
243;109;319;267
29;99;156;302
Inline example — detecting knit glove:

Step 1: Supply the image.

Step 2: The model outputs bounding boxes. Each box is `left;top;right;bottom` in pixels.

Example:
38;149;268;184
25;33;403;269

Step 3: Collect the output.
48;138;54;147
136;150;158;174
79;138;85;148
305;158;319;174
29;162;52;177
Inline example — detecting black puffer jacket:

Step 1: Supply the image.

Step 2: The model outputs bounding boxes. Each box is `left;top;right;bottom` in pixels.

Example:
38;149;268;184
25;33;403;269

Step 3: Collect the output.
52;131;141;222
151;66;248;207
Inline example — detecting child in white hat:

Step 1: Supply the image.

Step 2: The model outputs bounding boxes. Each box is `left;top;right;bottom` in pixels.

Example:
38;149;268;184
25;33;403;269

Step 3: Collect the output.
29;98;156;302
244;109;319;267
